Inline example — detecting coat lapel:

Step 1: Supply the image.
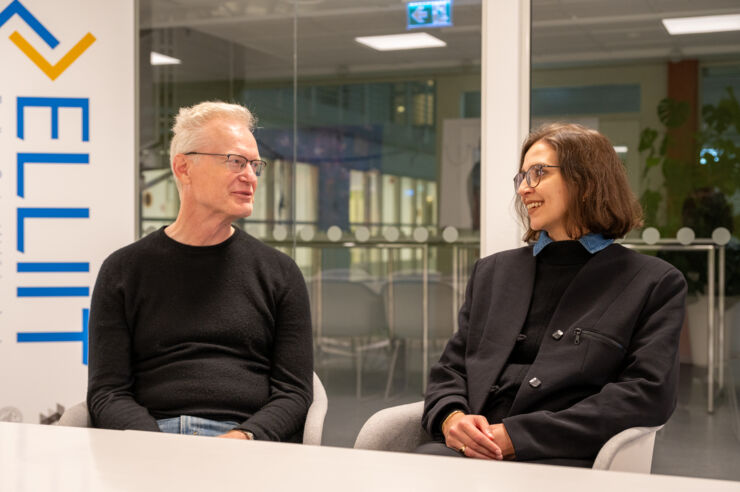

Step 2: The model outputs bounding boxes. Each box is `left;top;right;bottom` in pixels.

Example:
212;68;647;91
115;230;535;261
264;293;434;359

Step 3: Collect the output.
467;248;535;413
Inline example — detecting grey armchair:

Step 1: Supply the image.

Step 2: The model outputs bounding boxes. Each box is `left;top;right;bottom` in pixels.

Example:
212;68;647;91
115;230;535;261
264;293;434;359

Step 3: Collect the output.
381;279;458;398
58;372;328;445
309;279;392;399
56;400;92;427
353;401;663;473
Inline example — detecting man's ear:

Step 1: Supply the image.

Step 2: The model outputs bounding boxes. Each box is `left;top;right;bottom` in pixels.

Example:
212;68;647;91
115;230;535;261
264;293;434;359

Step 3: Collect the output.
172;154;191;185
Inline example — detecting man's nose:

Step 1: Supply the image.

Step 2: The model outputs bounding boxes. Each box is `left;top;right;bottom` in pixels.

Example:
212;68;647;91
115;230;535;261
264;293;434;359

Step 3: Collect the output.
239;164;258;181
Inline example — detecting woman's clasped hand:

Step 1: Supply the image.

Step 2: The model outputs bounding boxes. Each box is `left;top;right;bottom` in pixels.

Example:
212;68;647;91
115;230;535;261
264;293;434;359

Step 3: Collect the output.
442;412;515;460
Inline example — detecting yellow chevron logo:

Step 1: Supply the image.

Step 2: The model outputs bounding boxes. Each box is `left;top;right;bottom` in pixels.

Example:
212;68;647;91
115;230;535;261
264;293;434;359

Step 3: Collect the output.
9;31;96;81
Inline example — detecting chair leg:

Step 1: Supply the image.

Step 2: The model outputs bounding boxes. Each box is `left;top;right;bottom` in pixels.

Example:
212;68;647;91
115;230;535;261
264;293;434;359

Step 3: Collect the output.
384;339;401;399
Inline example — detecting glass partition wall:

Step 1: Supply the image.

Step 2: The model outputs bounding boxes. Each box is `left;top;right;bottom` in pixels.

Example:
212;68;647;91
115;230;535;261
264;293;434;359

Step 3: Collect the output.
137;1;740;465
139;0;482;447
530;0;740;479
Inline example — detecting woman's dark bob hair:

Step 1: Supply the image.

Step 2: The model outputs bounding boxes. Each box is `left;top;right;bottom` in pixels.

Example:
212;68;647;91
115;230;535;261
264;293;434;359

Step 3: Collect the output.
516;123;643;243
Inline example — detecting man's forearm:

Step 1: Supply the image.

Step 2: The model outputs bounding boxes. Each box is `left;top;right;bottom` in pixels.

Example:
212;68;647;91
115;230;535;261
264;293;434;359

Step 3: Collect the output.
87;392;160;431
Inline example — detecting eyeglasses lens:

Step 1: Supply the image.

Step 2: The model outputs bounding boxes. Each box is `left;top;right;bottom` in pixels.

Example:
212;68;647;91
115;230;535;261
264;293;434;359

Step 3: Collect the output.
514;166;544;191
224;156;243;173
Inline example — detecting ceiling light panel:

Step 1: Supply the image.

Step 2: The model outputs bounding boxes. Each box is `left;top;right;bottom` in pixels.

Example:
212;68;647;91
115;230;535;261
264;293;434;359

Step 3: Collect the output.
662;14;740;35
355;32;446;51
150;52;182;65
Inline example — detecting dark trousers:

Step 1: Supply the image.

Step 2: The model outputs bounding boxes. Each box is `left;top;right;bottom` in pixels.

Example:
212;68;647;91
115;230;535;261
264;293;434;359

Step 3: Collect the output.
414;441;593;468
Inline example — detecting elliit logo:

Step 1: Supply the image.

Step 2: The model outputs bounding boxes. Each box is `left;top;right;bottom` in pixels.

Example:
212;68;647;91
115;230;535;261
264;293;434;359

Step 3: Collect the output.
0;0;95;80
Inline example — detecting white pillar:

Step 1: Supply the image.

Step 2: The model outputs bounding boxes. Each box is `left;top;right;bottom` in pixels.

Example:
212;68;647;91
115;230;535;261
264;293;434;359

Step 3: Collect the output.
480;0;530;256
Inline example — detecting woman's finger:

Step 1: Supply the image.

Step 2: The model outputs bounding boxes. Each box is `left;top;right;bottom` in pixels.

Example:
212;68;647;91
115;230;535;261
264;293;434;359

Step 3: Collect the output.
445;414;503;460
446;439;466;454
450;423;500;460
464;445;497;460
463;419;503;459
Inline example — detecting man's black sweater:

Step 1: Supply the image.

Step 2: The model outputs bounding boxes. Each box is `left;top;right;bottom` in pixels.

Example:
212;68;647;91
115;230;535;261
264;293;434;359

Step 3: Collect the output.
87;226;313;442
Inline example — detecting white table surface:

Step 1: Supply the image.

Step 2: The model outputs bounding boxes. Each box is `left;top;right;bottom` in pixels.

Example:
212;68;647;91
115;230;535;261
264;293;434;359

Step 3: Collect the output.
1;422;738;492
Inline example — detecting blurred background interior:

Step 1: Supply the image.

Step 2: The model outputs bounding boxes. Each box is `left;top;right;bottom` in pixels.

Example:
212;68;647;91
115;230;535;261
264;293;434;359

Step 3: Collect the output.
137;0;740;479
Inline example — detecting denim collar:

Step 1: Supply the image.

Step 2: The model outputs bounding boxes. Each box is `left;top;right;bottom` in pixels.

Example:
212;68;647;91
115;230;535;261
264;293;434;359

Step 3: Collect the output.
532;231;613;256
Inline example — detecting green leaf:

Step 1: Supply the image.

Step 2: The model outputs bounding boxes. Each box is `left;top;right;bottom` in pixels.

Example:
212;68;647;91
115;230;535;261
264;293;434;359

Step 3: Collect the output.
643;156;661;177
638;128;658;152
658;98;690;128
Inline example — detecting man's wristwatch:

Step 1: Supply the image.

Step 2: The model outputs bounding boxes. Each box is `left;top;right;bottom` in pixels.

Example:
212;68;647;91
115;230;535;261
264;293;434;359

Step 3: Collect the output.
238;430;255;440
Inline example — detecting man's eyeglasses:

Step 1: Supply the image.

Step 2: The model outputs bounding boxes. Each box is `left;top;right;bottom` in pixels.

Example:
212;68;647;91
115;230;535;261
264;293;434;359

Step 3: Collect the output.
513;164;560;191
185;152;267;176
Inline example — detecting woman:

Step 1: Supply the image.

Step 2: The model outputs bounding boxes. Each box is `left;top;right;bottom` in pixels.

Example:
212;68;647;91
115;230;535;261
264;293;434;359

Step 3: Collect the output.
418;123;686;467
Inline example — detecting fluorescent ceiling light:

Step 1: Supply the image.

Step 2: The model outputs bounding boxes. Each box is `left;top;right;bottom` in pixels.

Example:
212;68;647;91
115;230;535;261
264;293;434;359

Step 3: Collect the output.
150;51;181;65
355;33;446;51
613;145;628;153
662;14;740;35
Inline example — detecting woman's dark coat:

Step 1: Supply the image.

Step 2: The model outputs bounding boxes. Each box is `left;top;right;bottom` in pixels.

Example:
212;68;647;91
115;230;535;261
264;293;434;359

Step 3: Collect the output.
422;243;687;461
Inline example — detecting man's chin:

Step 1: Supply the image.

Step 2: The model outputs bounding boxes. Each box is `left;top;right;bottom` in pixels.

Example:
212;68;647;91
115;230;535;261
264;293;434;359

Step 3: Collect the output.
234;205;253;220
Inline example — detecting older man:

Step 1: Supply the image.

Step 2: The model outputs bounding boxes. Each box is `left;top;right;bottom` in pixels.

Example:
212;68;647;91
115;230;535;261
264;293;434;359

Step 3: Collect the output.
87;101;313;442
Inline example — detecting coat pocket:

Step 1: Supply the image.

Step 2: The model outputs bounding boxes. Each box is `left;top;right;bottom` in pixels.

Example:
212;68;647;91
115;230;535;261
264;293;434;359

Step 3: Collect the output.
574;328;627;384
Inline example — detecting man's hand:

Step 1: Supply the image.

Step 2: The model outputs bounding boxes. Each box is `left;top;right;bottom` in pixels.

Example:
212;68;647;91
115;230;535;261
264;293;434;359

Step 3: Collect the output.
489;423;515;460
218;430;250;440
442;412;503;460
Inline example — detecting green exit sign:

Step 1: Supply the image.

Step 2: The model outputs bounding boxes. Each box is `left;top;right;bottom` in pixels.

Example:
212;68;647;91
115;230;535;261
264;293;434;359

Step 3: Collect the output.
407;1;452;29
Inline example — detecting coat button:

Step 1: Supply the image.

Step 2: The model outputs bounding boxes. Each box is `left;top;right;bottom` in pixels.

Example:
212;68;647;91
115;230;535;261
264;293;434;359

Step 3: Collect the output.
516;334;527;342
552;330;564;340
529;377;541;388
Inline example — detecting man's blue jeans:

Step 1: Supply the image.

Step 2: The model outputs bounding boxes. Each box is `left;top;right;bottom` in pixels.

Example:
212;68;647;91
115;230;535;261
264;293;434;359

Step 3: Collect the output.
156;415;239;437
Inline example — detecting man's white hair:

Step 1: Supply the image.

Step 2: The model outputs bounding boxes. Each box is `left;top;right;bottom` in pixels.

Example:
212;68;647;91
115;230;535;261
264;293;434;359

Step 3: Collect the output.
169;101;256;167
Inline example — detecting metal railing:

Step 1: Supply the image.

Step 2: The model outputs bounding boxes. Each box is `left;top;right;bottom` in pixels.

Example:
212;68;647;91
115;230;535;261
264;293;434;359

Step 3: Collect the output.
621;238;728;413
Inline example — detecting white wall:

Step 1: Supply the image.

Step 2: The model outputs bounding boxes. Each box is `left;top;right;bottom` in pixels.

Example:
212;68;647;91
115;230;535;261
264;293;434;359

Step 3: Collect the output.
480;0;530;256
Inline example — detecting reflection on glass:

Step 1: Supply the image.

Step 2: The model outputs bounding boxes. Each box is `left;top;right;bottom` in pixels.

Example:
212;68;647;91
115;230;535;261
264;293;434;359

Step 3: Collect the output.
140;0;483;448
